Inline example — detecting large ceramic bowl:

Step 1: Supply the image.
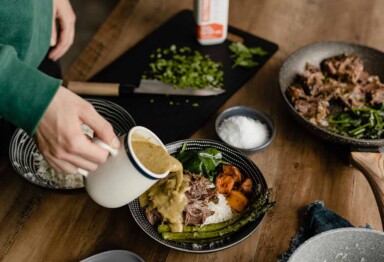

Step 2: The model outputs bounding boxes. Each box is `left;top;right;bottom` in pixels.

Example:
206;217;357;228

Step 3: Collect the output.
279;41;384;148
128;139;270;253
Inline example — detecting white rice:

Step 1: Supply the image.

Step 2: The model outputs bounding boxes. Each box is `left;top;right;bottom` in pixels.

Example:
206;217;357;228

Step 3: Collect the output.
203;193;237;225
33;152;84;188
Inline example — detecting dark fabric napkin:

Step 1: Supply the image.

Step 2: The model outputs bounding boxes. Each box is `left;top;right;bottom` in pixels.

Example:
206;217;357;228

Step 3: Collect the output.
279;200;366;262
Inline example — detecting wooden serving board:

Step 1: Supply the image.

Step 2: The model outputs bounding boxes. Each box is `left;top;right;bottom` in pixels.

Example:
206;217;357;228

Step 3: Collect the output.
90;9;278;144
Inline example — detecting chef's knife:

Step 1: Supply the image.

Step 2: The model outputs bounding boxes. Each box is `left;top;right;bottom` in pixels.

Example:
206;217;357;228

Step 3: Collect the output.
66;80;225;96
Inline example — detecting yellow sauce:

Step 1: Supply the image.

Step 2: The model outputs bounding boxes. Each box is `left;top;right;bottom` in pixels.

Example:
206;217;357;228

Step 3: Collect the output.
132;140;183;190
132;138;188;232
139;173;190;232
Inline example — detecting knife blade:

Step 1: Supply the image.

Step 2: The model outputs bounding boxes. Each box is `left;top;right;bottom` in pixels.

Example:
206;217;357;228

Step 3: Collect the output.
66;80;225;96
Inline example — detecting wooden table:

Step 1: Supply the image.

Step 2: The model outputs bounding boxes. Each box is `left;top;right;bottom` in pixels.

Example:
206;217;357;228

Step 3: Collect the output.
1;0;383;261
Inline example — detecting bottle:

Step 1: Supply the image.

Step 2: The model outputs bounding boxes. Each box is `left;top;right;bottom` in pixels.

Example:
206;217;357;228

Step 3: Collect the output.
194;0;229;45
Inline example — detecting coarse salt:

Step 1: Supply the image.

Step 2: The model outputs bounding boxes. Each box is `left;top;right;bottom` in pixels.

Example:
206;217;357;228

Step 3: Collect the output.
218;116;269;149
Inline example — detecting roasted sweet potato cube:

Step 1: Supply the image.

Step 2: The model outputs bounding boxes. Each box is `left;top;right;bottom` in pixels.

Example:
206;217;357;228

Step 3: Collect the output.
222;165;233;175
230;166;242;183
215;173;235;196
222;165;242;183
227;190;249;212
240;178;253;195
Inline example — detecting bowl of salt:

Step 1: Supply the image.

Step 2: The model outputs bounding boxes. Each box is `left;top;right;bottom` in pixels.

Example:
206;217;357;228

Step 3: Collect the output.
215;106;275;154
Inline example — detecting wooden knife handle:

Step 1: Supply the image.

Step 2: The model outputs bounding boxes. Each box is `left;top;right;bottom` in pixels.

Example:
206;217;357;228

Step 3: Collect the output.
350;151;384;230
67;81;120;96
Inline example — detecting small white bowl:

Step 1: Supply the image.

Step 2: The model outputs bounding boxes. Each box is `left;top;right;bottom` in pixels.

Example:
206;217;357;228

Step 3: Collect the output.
215;106;276;154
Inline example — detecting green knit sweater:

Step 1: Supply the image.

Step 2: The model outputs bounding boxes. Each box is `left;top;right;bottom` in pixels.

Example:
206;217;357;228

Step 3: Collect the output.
0;0;61;135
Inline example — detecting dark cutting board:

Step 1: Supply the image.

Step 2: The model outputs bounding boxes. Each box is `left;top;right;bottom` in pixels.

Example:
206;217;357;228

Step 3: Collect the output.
90;10;278;144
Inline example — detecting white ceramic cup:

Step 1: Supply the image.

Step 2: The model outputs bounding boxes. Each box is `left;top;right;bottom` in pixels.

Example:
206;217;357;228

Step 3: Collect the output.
81;126;169;208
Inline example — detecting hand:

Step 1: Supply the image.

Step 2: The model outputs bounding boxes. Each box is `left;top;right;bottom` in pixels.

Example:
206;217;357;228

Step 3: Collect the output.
48;0;76;61
36;87;120;174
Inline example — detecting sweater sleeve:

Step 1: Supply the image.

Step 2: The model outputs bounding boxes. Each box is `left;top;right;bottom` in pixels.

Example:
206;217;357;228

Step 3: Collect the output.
0;44;61;135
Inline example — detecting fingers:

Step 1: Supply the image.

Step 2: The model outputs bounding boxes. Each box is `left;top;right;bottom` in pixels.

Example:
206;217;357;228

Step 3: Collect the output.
49;20;75;60
48;0;76;61
81;105;120;149
44;154;78;174
39;133;108;174
51;10;57;46
35;87;118;175
62;134;110;167
60;152;99;172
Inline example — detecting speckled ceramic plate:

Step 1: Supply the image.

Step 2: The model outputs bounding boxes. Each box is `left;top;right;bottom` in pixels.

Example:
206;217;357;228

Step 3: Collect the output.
128;139;269;253
288;228;384;262
8;98;136;190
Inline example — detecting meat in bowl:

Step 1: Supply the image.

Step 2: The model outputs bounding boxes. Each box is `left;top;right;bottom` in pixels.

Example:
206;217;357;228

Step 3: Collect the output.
138;145;275;243
287;54;384;139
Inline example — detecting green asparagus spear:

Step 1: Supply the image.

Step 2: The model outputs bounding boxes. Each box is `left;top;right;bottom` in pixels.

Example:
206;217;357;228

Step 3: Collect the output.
161;202;275;241
158;214;241;233
158;188;271;234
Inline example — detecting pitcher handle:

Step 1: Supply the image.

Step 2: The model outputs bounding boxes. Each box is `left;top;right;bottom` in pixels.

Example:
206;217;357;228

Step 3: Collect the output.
78;137;119;177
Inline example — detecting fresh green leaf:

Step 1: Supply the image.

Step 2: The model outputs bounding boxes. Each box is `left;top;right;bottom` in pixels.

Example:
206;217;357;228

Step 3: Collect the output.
176;147;226;182
229;42;267;68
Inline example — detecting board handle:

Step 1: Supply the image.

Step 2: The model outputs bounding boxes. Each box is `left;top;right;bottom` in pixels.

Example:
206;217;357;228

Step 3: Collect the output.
350;151;384;230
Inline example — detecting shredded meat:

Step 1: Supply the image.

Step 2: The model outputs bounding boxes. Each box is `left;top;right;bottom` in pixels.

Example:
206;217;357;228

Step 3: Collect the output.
184;203;214;225
143;173;218;227
371;88;384;105
287;54;384;126
322;54;364;83
301;63;325;95
145;208;162;225
183;173;218;226
185;173;217;201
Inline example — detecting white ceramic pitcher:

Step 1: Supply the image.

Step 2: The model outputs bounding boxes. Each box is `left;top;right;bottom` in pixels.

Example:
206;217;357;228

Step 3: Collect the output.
80;126;169;208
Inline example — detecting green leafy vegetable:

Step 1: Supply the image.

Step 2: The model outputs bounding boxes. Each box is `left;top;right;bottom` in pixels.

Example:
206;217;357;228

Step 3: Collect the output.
327;106;384;139
176;146;227;182
142;45;224;89
229;42;268;68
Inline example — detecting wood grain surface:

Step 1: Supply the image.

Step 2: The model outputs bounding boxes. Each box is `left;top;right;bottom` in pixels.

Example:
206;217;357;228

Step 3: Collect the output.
1;0;383;261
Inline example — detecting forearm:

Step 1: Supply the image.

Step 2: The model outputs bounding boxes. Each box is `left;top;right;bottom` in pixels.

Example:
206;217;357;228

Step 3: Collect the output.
0;44;61;135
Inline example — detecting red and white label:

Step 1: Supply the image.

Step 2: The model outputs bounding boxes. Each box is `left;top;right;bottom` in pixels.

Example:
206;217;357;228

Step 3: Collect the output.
197;24;224;39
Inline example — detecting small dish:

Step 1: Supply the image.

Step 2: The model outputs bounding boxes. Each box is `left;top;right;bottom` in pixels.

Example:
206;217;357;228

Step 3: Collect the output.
80;250;144;262
215;106;275;154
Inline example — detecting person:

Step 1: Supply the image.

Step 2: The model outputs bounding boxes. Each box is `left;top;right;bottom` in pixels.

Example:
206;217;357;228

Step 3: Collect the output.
0;0;120;174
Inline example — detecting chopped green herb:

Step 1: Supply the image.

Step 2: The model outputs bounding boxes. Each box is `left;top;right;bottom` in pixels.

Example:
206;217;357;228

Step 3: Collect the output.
150;99;154;103
143;45;224;89
192;103;199;107
229;42;267;68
